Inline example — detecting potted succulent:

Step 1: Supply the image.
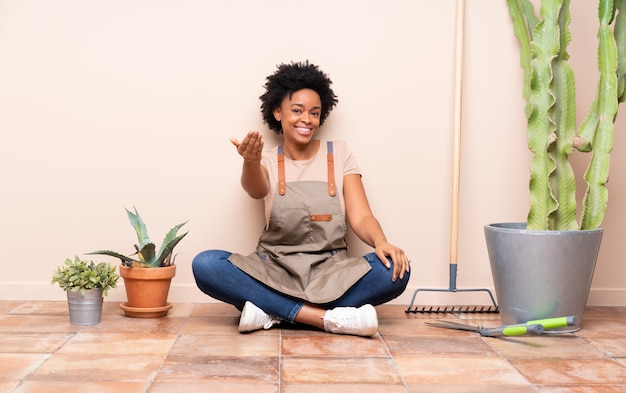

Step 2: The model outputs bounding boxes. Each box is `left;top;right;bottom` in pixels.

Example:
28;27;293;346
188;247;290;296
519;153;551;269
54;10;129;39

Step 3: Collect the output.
88;207;188;318
52;256;119;325
485;0;626;331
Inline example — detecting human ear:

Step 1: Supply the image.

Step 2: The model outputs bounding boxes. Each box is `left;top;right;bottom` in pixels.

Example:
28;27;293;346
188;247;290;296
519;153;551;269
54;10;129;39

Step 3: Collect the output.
273;108;281;121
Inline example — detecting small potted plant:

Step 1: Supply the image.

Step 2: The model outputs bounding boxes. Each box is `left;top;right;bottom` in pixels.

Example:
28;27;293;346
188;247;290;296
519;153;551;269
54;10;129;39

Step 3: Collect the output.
485;0;626;331
52;256;119;325
88;207;188;318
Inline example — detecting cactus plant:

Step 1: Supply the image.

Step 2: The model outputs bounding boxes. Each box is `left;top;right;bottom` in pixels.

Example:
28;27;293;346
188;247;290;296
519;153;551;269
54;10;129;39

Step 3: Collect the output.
508;0;626;230
88;207;188;268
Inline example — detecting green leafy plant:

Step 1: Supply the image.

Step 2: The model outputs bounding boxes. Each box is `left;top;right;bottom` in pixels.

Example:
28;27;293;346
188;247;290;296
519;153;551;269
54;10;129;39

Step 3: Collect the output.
508;0;626;230
88;207;189;268
52;256;119;295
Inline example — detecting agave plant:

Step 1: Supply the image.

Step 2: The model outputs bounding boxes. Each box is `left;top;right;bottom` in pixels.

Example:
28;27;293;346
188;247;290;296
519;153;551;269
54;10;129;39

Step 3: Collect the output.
89;207;188;268
508;0;626;230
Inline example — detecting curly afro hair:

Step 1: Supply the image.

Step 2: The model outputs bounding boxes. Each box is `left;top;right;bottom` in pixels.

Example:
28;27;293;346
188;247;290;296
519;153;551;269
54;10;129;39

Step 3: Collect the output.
260;61;338;134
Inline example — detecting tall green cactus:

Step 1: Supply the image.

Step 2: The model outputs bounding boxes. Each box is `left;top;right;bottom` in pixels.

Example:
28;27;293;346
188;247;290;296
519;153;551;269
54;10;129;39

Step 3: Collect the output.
507;0;626;230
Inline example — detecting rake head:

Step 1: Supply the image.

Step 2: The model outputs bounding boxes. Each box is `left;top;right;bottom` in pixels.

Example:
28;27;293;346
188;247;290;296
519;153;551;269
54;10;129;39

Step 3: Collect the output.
405;304;499;314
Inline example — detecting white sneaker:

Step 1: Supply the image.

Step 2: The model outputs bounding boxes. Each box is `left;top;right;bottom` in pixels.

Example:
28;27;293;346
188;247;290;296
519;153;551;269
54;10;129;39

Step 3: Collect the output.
323;304;378;337
238;301;281;333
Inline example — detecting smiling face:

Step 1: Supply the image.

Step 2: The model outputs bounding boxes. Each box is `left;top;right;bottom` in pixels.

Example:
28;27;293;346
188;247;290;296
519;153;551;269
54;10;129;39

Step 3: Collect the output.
273;88;322;148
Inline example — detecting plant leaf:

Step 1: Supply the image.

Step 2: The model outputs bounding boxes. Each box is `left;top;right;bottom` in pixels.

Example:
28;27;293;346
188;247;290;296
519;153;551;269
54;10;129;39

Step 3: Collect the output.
525;0;563;230
155;231;189;267
507;0;539;119
615;0;626;102
126;207;151;249
138;243;157;267
87;250;137;265
581;20;619;229
156;221;188;264
547;2;579;230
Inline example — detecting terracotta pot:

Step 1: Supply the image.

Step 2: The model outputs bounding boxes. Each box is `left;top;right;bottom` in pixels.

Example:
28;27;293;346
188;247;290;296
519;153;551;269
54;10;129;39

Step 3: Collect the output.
119;264;176;318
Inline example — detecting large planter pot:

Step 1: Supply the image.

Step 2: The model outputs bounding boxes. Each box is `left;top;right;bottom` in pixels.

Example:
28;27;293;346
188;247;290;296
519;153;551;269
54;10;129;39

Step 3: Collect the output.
66;288;103;326
485;223;602;332
119;264;175;318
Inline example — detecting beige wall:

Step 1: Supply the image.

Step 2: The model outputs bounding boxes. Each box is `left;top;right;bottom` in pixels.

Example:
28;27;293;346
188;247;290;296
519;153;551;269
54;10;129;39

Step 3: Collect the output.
1;0;624;306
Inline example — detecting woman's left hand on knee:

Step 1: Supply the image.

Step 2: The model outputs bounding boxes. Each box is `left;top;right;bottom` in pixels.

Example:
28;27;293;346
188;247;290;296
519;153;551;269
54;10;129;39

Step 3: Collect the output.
375;243;410;282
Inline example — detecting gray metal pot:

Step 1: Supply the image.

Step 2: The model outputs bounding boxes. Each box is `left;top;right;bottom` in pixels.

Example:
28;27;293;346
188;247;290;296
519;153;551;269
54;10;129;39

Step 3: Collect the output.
485;223;602;332
66;288;104;325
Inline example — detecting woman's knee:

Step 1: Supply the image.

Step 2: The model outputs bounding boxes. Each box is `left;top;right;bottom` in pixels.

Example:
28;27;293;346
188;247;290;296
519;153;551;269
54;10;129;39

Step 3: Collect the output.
397;267;411;289
192;249;231;278
368;254;411;297
364;253;407;276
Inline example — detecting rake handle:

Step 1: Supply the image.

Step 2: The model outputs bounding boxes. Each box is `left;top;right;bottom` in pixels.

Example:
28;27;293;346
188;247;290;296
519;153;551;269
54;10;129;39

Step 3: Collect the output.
450;0;465;267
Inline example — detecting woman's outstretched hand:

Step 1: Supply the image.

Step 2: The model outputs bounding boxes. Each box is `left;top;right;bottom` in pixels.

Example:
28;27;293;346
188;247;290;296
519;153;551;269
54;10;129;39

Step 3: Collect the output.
230;131;264;161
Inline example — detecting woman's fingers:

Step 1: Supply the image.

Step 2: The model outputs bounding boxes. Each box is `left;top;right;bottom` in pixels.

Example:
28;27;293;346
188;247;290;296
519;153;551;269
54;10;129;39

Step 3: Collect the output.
380;247;410;282
231;132;264;159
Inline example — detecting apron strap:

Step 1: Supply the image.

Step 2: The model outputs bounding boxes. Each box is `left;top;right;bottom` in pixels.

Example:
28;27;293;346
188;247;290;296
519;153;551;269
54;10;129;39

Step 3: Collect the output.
277;142;336;197
277;145;286;196
327;141;336;197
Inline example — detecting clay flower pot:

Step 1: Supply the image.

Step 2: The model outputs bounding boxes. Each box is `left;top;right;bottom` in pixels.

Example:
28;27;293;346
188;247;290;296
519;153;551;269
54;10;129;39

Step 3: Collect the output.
119;264;176;318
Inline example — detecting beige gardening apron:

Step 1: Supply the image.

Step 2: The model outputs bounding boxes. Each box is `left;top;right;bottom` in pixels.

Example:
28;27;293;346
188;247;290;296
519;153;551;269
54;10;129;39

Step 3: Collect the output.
229;142;371;304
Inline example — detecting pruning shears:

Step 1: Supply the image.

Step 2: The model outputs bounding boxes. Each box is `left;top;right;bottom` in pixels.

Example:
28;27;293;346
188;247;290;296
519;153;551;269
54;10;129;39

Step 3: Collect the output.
425;316;577;337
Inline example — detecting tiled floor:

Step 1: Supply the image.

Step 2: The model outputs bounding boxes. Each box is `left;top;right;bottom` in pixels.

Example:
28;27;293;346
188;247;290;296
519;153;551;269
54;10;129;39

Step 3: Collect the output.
1;301;626;393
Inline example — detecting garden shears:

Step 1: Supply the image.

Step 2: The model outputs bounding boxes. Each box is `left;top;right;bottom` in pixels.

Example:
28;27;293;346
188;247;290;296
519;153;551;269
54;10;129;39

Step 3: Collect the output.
425;315;577;337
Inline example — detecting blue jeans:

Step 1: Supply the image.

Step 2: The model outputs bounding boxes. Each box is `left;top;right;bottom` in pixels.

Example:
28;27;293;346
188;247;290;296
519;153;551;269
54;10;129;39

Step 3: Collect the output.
192;250;410;323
